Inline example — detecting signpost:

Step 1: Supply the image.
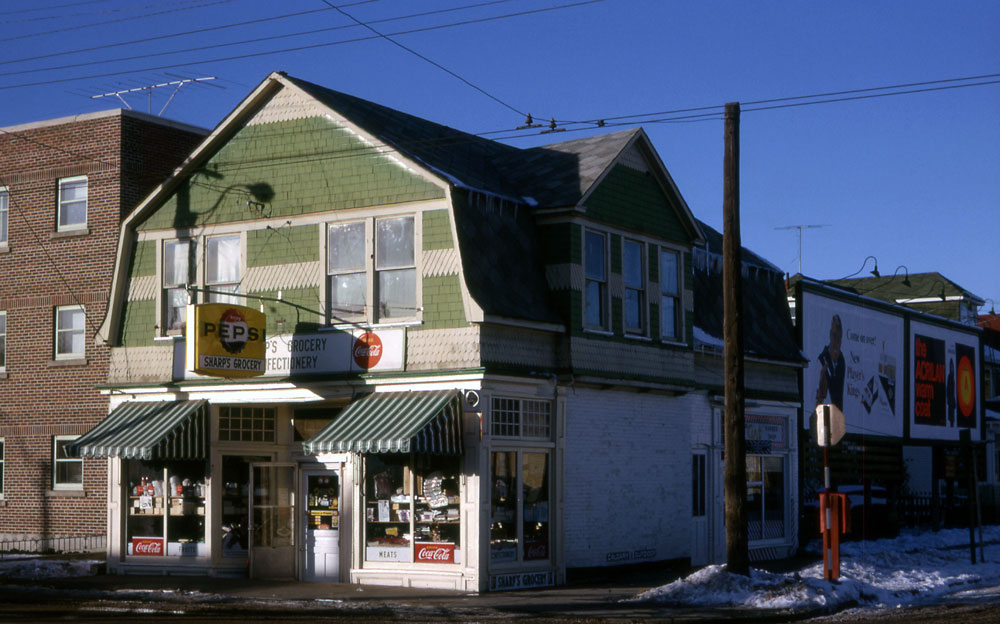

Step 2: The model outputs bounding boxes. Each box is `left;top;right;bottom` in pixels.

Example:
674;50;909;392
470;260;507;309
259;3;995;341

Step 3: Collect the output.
815;403;847;580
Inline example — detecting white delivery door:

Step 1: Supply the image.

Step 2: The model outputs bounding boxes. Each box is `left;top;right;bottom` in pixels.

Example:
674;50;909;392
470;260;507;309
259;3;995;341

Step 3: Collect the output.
301;468;341;582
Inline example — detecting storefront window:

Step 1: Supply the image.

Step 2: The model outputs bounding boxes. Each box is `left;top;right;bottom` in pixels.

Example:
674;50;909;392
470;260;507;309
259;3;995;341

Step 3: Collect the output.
363;454;461;564
490;450;550;563
221;455;267;558
746;455;785;541
126;459;207;557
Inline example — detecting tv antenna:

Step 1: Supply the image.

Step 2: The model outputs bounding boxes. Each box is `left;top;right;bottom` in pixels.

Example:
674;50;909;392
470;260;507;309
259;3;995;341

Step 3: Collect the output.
90;76;218;116
775;224;829;274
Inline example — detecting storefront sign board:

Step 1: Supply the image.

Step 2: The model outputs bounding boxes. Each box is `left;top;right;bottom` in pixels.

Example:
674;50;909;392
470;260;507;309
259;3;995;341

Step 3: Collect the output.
490;571;554;591
176;328;405;380
186;304;267;378
366;545;412;563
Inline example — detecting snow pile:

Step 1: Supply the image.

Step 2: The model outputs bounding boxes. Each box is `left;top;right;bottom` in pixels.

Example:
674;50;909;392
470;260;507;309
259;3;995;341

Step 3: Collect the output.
634;526;1000;612
0;556;102;580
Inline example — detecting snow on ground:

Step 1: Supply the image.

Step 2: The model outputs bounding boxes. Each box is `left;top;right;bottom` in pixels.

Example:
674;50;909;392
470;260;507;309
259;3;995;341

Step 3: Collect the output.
0;556;102;580
633;525;1000;613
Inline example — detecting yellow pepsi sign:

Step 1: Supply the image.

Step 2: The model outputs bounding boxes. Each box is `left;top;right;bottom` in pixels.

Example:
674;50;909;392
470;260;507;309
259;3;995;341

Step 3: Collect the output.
187;304;266;378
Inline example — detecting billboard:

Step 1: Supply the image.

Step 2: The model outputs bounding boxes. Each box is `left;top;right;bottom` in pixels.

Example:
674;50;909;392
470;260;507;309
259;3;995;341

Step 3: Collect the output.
801;292;904;437
909;320;979;441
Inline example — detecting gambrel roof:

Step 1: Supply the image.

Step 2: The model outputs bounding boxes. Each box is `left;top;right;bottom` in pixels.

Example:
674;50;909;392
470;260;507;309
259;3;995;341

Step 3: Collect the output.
98;72;704;342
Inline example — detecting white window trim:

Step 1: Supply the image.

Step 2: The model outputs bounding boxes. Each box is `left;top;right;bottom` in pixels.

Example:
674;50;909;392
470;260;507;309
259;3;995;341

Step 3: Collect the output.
0;436;5;499
54;304;86;360
0;310;6;372
161;238;194;335
489;396;555;442
204;233;244;304
52;435;83;491
659;246;684;343
56;175;88;232
324;214;421;327
583;229;609;331
0;187;9;247
623;238;646;336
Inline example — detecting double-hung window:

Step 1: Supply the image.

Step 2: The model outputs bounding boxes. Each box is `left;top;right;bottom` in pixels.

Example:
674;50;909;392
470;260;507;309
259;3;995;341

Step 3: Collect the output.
206;235;241;304
376;216;415;319
660;248;681;341
327;215;416;325
623;239;645;334
163;239;195;332
55;305;85;360
57;176;87;232
53;435;82;490
584;230;608;329
0;187;8;246
0;311;6;371
328;221;367;321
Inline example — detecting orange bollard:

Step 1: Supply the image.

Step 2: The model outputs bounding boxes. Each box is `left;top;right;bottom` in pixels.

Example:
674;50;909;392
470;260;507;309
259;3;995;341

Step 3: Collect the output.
819;493;849;581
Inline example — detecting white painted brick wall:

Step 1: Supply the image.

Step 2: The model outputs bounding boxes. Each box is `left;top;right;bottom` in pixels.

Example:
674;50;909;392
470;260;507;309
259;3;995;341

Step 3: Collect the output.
562;387;692;567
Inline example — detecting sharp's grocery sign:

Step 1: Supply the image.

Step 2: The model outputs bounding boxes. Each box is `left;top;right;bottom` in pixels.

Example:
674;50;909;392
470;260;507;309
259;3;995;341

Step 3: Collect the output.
186;304;267;378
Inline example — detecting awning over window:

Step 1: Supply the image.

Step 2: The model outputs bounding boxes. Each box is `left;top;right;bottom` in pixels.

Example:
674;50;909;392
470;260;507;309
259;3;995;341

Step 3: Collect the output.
69;400;208;460
303;390;463;456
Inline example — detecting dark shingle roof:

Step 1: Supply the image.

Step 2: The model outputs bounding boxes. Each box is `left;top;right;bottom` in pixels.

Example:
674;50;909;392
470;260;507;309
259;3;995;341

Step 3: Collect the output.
693;220;802;362
826;272;983;322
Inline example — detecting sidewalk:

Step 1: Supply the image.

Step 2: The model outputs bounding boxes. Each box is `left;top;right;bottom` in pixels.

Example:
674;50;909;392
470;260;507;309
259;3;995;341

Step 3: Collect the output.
0;554;831;622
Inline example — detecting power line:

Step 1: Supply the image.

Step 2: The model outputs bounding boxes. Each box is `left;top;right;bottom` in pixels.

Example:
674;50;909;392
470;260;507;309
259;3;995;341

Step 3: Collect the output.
4;0;233;35
320;0;529;117
0;0;384;65
0;0;607;91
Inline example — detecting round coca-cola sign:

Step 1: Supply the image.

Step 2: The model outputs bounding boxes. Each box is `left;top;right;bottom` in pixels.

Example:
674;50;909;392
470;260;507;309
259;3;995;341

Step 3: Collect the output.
352;332;383;369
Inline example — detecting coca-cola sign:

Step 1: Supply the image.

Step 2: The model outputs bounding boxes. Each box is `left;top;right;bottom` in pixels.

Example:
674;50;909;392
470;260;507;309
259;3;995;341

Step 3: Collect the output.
524;540;548;561
415;542;454;564
352;331;383;370
131;537;164;556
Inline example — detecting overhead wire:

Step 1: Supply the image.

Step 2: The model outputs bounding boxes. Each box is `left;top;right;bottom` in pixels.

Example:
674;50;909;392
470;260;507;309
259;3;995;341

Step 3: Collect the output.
0;0;609;91
320;0;529;117
5;0;234;37
0;0;385;66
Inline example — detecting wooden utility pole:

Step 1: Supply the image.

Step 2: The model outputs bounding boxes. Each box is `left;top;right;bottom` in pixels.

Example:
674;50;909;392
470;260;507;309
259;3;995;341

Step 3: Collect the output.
723;101;750;576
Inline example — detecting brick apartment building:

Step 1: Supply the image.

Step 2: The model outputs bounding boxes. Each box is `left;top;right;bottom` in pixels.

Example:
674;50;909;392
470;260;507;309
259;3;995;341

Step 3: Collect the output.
0;110;205;550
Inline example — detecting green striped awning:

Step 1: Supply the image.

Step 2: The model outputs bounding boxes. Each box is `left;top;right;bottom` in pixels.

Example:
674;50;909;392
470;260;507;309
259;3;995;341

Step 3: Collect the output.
303;390;463;455
69;400;208;460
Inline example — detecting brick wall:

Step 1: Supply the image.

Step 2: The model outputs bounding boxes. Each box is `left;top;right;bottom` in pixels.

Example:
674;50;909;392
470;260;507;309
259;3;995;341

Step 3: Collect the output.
562;386;692;568
0;111;204;544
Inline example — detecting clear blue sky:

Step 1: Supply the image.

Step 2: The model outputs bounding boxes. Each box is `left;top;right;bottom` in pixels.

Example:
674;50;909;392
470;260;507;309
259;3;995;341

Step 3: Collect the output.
3;0;998;311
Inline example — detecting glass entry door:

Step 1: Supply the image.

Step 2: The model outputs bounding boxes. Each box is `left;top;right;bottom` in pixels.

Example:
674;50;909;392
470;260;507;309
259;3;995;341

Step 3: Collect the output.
301;469;341;581
249;463;296;579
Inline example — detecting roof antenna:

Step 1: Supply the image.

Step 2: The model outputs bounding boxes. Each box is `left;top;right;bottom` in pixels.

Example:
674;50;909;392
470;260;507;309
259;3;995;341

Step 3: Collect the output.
775;224;829;274
90;76;218;116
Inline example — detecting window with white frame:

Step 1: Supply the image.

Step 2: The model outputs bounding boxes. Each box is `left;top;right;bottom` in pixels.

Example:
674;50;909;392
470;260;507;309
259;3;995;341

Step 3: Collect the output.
326;215;416;325
0;311;6;371
584;230;608;329
218;406;276;442
205;234;241;304
660;248;681;341
0;188;8;245
54;305;85;359
327;221;366;321
624;239;645;334
376;216;415;319
57;176;87;232
491;397;552;439
52;435;82;490
163;239;195;332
